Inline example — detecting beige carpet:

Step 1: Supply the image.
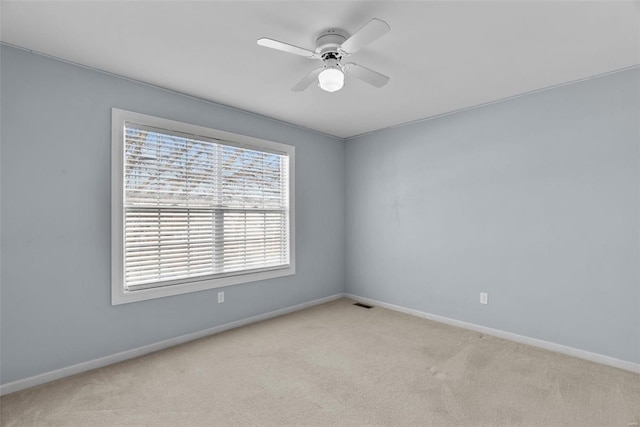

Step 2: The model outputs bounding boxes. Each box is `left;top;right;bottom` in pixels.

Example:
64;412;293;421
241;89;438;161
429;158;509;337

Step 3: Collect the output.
1;298;639;426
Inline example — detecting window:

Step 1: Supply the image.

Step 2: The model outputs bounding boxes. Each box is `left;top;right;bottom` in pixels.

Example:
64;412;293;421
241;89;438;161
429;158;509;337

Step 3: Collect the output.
111;109;295;304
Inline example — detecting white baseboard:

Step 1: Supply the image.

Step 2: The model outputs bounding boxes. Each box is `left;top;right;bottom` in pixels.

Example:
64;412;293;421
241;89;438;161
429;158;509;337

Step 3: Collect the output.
0;293;345;396
4;291;636;396
345;293;640;374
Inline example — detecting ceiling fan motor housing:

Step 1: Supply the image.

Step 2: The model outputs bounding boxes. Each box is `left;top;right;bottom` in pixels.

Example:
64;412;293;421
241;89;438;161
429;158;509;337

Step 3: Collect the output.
315;29;349;58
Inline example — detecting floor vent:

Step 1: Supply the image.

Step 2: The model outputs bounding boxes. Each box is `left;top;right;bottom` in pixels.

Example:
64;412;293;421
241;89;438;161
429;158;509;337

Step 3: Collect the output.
353;302;373;309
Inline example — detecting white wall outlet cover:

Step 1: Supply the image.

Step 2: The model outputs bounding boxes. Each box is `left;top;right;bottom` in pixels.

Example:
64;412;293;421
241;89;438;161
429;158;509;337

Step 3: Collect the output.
480;292;488;305
218;291;224;303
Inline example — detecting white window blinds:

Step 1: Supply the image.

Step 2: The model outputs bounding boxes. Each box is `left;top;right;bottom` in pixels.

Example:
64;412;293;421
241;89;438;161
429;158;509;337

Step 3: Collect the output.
123;124;290;291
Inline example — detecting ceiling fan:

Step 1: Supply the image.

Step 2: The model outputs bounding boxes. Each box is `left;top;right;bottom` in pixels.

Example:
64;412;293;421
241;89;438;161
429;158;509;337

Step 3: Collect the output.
257;18;391;93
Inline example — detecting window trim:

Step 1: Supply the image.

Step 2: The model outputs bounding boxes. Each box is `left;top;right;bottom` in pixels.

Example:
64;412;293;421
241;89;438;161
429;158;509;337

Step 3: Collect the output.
111;108;295;305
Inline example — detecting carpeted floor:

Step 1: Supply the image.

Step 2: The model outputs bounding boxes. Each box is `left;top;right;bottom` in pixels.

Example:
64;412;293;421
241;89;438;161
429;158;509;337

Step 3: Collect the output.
1;298;639;426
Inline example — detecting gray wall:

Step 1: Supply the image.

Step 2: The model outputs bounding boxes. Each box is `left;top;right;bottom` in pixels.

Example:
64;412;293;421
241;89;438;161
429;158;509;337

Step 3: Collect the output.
0;45;345;384
345;69;640;364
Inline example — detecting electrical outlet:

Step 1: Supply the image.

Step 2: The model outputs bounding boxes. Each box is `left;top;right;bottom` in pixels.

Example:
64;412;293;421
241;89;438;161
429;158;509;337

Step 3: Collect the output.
480;292;488;305
218;291;224;304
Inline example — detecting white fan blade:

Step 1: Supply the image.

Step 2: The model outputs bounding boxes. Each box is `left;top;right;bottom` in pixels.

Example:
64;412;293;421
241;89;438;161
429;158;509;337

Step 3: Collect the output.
257;38;318;58
344;63;390;88
340;19;390;55
292;68;323;92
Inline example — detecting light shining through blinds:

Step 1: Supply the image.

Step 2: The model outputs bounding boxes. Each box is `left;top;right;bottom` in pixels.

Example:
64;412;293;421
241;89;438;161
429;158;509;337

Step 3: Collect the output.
123;124;290;290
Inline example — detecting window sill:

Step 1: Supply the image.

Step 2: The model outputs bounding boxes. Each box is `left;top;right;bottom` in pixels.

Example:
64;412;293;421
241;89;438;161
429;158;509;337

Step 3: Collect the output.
111;266;295;305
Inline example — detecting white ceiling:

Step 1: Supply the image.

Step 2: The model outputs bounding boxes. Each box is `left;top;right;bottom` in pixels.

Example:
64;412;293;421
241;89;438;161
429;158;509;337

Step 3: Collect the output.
2;1;639;138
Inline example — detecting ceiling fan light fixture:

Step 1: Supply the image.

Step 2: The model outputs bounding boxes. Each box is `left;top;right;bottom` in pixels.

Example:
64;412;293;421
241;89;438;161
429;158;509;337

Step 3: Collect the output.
318;67;344;92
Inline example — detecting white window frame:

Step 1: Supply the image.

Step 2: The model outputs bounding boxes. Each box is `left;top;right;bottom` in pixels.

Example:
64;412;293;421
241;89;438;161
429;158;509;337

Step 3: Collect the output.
111;108;295;305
